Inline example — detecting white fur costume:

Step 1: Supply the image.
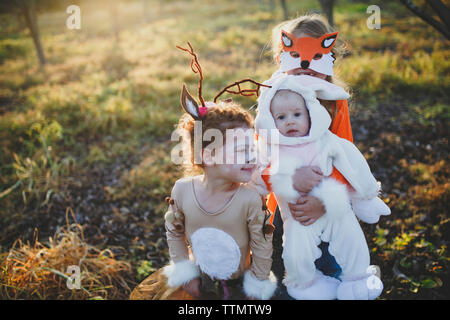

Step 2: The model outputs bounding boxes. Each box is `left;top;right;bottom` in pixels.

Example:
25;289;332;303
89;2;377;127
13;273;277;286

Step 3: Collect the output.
261;71;391;224
252;75;389;300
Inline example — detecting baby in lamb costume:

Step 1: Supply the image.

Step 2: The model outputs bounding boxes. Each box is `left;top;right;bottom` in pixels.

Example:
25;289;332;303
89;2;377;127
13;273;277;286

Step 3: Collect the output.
251;74;390;300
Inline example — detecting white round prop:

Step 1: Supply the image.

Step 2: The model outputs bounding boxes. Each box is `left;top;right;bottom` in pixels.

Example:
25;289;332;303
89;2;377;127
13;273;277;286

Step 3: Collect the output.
191;227;241;280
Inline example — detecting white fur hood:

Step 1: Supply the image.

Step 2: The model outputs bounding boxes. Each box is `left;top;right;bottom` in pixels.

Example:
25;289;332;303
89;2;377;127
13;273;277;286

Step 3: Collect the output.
255;74;350;146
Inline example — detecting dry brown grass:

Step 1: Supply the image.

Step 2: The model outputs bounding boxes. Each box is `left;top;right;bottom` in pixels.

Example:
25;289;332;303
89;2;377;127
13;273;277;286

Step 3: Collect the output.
0;209;132;300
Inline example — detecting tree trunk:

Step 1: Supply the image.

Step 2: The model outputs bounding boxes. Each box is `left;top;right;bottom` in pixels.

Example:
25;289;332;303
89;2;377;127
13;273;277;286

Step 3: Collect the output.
280;0;288;20
319;0;335;27
142;0;150;23
426;0;450;33
21;1;46;66
399;0;450;40
111;0;120;43
16;12;26;32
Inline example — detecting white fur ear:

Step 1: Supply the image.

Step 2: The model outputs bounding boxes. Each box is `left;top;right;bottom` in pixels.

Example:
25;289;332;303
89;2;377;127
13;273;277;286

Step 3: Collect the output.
294;75;349;101
351;197;391;224
315;84;349;101
281;32;293;47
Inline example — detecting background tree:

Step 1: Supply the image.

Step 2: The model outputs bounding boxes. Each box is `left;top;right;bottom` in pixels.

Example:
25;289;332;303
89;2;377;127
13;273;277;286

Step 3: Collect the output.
280;0;288;19
0;0;48;66
0;0;76;67
399;0;450;39
262;0;288;19
319;0;336;27
110;0;121;43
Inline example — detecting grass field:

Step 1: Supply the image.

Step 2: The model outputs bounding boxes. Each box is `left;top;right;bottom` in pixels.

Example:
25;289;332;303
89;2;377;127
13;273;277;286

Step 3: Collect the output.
0;0;448;299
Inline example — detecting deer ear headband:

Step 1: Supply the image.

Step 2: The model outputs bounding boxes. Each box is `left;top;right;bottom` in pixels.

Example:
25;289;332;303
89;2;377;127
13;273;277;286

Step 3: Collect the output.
278;30;338;76
177;42;270;119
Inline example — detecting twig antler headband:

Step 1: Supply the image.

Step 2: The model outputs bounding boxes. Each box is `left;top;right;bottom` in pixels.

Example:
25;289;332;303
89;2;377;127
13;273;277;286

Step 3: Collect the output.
177;42;271;119
213;79;271;103
176;42;206;108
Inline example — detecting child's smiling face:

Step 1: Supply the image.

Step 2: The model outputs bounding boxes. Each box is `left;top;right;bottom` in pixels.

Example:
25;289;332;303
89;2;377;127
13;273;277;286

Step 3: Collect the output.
270;90;310;137
203;126;257;182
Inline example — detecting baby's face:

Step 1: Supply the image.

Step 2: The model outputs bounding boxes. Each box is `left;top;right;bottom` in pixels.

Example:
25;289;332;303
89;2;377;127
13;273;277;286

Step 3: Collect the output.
270;90;310;137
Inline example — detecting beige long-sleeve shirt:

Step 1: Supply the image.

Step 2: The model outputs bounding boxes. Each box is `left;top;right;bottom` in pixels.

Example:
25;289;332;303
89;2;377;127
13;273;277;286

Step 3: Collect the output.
165;175;273;281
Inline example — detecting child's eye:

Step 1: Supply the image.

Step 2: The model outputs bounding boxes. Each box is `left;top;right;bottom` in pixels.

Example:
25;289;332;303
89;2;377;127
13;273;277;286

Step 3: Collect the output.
277;115;285;120
313;53;323;60
289;52;300;58
294;113;301;117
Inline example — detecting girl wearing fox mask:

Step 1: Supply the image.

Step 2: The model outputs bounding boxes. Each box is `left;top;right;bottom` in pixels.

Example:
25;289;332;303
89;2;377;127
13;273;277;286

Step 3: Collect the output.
259;14;389;299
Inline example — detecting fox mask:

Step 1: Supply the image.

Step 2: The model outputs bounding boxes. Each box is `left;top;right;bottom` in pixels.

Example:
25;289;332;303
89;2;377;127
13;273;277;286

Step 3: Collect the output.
278;30;338;76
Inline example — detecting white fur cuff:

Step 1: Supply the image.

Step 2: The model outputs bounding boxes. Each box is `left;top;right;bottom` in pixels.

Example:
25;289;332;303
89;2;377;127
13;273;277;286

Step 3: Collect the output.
310;178;352;220
243;271;277;300
163;260;200;287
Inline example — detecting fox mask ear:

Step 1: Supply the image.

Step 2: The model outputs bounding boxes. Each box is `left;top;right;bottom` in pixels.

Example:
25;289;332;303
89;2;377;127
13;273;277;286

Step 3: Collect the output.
320;32;338;49
280;30;338;52
181;84;200;119
281;31;293;48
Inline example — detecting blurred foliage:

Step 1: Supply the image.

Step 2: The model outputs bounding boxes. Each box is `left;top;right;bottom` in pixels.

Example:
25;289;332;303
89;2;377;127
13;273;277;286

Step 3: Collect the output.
0;0;448;299
136;260;156;282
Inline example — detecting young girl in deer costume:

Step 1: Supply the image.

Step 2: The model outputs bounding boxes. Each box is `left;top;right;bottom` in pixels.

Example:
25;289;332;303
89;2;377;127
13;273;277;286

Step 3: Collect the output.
130;44;277;300
254;14;390;299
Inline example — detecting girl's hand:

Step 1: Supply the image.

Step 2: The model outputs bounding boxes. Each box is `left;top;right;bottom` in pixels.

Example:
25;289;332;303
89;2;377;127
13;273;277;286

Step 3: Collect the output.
292;166;323;193
182;278;201;298
288;195;325;226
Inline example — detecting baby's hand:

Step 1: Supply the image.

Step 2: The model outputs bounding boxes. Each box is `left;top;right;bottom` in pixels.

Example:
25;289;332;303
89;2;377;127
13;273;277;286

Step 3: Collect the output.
289;195;325;226
292;166;323;193
182;277;201;298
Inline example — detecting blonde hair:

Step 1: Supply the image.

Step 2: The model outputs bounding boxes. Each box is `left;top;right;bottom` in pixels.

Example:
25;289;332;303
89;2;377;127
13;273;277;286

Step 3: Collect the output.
177;101;254;176
271;14;351;121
